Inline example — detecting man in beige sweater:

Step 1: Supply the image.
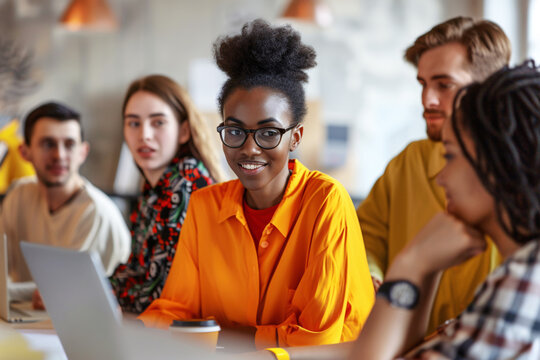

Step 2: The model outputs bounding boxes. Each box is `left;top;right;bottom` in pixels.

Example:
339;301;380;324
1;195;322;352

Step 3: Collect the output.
0;101;130;307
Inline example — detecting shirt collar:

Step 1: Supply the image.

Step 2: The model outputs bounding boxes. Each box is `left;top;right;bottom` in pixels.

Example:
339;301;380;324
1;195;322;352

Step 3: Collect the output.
270;159;305;237
428;140;446;179
217;159;307;238
142;156;192;194
218;179;246;225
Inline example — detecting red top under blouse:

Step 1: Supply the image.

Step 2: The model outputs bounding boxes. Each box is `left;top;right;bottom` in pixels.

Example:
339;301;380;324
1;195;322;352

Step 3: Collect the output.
242;198;280;248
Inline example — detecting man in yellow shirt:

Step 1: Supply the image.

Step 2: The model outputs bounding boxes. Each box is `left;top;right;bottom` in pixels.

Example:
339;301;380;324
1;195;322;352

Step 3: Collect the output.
357;17;511;334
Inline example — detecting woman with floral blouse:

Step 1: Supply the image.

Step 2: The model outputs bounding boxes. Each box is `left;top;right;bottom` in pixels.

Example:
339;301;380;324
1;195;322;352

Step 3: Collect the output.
109;75;226;313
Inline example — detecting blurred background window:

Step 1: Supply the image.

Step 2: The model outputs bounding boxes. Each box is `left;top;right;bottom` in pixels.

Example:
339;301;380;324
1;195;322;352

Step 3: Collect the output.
528;0;540;60
0;0;534;202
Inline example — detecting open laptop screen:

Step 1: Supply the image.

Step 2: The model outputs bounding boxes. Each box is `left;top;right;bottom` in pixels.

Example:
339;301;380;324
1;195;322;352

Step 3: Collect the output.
20;241;123;360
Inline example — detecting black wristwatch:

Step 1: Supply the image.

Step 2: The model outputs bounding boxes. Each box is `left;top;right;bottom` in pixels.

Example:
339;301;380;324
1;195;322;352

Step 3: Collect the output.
377;280;420;310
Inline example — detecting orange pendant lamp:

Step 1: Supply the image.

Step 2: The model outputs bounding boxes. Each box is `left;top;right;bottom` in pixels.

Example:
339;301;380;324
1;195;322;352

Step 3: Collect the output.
282;0;332;27
60;0;118;31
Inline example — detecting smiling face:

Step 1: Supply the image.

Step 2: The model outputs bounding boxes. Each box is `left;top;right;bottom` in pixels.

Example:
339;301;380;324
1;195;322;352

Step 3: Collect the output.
123;90;190;186
21;118;88;189
222;86;303;209
417;42;473;141
437;117;495;228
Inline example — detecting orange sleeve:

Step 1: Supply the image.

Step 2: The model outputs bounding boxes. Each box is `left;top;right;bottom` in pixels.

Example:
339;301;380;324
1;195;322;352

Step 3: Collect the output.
255;186;374;348
137;201;201;329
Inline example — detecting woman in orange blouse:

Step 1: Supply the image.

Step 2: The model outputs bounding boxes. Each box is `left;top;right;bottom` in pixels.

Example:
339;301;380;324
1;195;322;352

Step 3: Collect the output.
138;19;374;353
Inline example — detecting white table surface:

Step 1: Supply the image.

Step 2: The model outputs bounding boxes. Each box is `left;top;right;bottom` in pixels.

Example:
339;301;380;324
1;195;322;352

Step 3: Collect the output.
18;328;67;360
1;315;67;360
4;313;228;360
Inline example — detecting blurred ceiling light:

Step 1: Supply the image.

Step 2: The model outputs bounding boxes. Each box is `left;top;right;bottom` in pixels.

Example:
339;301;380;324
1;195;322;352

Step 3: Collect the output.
281;0;333;27
59;0;118;31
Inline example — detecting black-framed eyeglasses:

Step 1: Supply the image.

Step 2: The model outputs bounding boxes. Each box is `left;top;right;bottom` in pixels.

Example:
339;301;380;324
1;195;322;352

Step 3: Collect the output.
216;123;297;150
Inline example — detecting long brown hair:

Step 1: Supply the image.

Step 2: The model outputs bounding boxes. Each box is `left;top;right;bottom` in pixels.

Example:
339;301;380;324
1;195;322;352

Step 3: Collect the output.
122;74;226;182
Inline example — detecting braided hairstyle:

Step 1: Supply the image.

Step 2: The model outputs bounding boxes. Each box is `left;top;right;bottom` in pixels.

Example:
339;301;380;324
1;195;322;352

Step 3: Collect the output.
453;60;540;244
213;19;317;125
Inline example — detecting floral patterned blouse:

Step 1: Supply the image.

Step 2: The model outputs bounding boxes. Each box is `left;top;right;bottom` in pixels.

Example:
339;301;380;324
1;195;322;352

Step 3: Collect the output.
110;156;213;313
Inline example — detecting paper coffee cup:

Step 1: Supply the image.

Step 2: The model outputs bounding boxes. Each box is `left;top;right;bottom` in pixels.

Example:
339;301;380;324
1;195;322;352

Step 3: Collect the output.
169;319;221;350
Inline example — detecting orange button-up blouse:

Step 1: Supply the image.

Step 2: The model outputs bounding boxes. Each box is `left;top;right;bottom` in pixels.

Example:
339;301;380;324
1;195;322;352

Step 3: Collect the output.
138;160;374;348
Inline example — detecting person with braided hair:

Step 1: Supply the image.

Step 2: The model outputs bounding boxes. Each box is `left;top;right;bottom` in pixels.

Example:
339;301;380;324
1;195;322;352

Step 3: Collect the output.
138;19;374;351
347;60;540;359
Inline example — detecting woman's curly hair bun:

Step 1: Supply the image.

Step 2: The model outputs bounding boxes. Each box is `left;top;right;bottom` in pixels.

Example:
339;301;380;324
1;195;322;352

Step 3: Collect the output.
214;19;316;83
213;19;317;124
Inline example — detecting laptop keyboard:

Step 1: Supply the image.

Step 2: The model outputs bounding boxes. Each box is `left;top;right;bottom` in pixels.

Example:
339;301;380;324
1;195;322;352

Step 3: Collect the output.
9;303;39;322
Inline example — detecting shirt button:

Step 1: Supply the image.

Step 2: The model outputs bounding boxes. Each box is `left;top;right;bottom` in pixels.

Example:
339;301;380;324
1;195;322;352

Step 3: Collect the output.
265;228;272;235
260;241;269;248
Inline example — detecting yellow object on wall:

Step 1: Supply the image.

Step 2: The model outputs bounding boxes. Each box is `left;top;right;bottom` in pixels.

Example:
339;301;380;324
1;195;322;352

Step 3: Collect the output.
0;120;35;194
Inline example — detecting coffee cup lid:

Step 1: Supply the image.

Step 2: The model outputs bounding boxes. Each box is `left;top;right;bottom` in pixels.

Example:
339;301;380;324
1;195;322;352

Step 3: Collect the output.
171;319;219;327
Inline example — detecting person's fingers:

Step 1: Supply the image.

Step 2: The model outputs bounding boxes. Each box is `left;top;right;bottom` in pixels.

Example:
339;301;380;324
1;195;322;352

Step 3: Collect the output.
418;350;451;359
372;276;382;292
456;223;487;258
403;212;488;275
32;290;45;310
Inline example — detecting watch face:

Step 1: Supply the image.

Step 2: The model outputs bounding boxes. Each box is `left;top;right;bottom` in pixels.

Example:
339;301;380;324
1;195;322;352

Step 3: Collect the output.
390;282;417;307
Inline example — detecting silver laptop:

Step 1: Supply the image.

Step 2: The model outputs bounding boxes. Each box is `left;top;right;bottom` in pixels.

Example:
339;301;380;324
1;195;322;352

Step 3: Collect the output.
20;241;125;360
20;241;216;360
0;236;48;323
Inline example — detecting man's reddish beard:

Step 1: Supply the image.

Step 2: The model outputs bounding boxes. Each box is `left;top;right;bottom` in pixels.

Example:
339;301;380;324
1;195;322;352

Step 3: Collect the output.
426;124;442;141
423;110;448;141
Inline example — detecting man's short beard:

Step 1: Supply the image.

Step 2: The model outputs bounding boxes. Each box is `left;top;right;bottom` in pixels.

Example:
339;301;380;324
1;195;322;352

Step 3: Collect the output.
36;174;66;188
42;180;65;188
423;109;448;142
426;126;442;141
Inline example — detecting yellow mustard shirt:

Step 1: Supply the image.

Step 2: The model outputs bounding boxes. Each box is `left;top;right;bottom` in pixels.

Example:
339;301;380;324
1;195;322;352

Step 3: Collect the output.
139;160;375;348
357;139;501;335
0;120;34;193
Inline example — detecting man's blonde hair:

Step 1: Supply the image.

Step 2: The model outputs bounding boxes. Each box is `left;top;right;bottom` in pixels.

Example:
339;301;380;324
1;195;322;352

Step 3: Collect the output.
405;16;511;81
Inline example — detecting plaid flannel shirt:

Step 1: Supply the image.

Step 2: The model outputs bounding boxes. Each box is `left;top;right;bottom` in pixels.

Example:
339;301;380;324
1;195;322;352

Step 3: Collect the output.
409;240;540;359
